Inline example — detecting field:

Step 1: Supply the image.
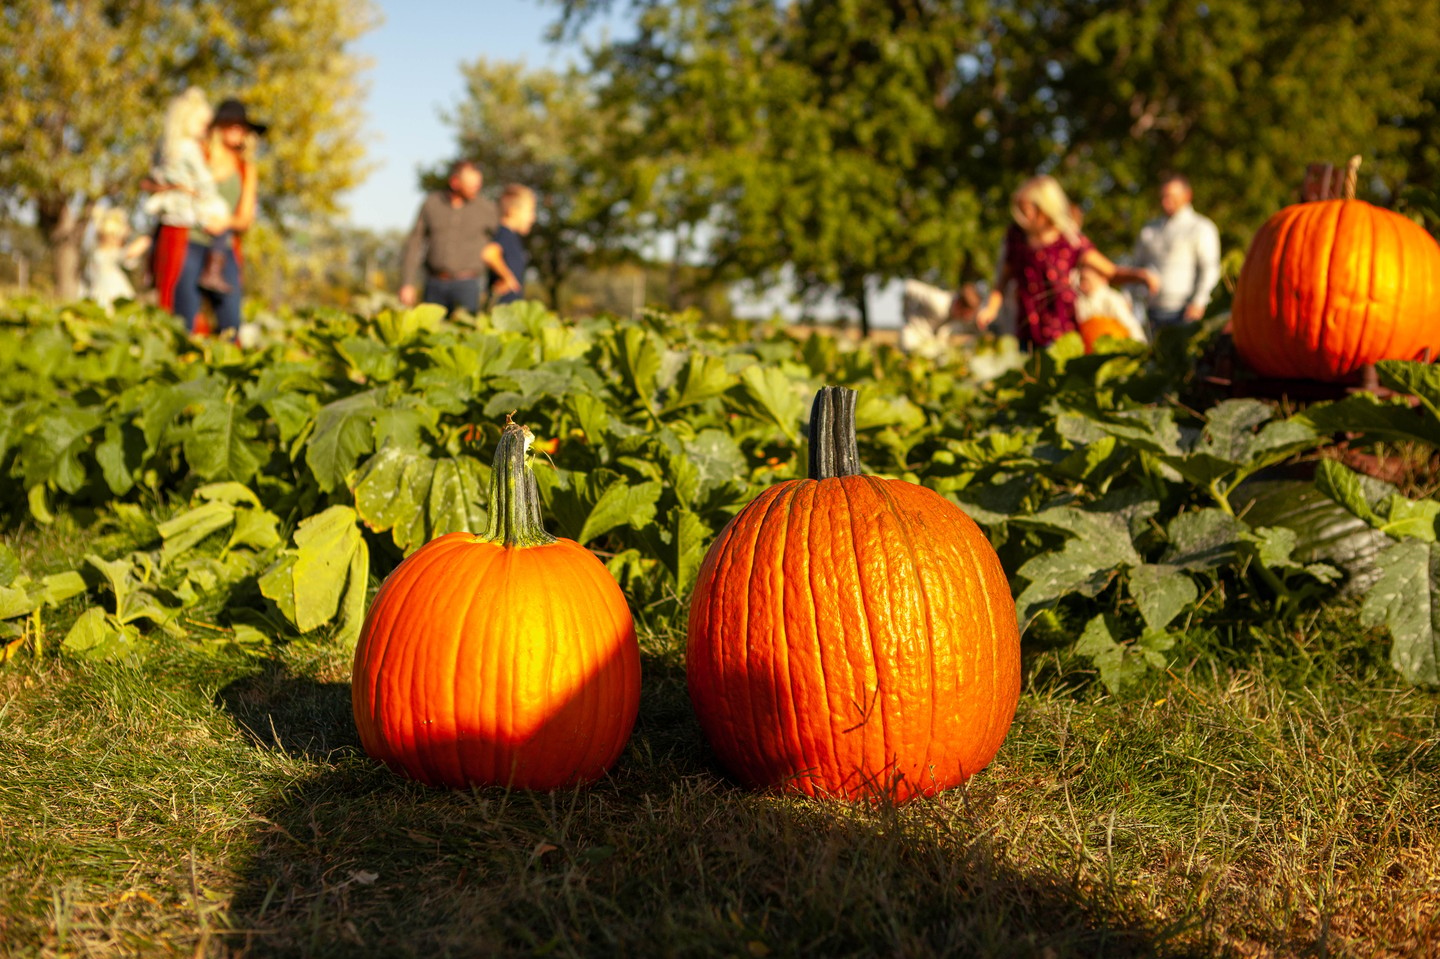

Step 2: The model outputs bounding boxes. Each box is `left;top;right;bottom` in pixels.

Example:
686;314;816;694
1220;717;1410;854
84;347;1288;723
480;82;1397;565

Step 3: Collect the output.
1;298;1438;957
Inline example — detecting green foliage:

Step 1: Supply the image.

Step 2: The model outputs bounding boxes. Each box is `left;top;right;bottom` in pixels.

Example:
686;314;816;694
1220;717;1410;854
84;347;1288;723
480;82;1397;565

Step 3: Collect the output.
1;298;1438;695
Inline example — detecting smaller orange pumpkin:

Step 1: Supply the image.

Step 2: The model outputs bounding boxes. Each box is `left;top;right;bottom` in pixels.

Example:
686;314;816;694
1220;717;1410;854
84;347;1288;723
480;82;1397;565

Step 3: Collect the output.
351;416;640;790
1079;315;1132;353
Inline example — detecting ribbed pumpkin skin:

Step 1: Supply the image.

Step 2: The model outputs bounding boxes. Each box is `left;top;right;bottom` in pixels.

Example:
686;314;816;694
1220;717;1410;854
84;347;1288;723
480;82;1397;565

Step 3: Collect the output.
1232;200;1440;381
1080;315;1131;353
352;531;640;790
687;474;1020;802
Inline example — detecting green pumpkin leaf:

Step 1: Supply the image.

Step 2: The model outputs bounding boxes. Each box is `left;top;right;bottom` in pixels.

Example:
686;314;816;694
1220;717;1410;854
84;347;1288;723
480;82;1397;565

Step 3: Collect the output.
185;399;267;483
1361;539;1440;686
157;501;236;565
1127;564;1197;633
1376;360;1440;420
661;352;734;414
62;606;143;661
0;544;20;589
0;585;35;620
1300;393;1440;448
260;506;365;634
735;366;805;444
376;303;445;345
617;326;663;411
1164;509;1251;571
336;335;400;382
1074;614;1149;693
306;389;383;493
578;480;663;546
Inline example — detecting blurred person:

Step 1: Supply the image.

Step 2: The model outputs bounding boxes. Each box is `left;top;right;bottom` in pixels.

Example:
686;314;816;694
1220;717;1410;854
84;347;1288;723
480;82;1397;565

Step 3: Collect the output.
1132;173;1221;330
976;175;1155;350
147;96;263;335
83;209;151;313
1076;262;1146;342
484;184;536;306
144;89;235;295
399;159;499;315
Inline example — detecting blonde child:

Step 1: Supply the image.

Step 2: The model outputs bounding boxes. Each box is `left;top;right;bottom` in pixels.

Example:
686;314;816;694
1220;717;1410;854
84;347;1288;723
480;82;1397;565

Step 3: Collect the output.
144;88;233;293
83;209;150;312
483;185;536;305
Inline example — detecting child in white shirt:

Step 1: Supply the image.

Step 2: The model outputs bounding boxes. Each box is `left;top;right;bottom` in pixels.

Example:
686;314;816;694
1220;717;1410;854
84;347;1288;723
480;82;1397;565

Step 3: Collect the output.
1076;262;1147;343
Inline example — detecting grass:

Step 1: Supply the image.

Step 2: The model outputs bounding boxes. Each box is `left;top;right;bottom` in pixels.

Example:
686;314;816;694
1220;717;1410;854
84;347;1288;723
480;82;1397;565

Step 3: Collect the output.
2;591;1438;959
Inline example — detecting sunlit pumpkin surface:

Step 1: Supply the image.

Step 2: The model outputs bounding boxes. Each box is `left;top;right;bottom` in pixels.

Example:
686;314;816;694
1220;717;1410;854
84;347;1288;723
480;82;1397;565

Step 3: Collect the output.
687;474;1021;802
352;532;640;791
1232;199;1440;382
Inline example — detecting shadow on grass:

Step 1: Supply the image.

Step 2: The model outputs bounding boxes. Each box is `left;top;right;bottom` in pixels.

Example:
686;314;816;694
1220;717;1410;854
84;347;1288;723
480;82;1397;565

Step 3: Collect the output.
217;654;1216;958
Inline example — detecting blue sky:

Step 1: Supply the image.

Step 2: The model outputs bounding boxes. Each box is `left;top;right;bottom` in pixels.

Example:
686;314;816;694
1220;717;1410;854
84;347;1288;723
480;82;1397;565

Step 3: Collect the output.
343;0;576;232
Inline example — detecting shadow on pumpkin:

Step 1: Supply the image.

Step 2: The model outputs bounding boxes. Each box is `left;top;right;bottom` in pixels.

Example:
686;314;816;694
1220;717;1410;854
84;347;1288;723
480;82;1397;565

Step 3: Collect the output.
217;654;1218;958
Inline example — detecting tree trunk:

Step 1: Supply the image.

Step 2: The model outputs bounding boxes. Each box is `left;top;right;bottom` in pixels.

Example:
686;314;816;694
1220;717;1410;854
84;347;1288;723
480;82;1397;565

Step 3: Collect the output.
36;195;86;301
844;275;871;338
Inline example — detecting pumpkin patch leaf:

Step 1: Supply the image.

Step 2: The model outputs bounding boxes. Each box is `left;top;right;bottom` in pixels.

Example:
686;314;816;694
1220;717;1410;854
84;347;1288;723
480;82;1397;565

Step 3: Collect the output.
157;501;236;566
306;389;383;493
260;506;364;634
1375;360;1440;420
616;326;663;412
1164;509;1251;571
1074;614;1150;693
661;352;734;415
1015;539;1123;629
734;366;805;444
1361;539;1440;686
1127;564;1197;633
1299;393;1440;448
577;480;663;546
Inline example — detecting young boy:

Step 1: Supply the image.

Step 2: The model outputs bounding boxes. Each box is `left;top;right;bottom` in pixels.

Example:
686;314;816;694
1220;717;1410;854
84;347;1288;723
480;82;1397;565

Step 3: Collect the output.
484;185;536;306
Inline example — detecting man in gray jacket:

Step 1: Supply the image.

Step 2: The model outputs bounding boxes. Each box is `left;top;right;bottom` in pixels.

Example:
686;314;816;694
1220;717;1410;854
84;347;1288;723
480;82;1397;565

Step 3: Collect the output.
1133;174;1222;330
398;159;500;315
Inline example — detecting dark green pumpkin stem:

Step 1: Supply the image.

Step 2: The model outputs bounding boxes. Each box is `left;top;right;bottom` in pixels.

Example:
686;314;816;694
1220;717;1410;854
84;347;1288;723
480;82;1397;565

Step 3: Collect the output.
481;414;557;548
808;386;862;480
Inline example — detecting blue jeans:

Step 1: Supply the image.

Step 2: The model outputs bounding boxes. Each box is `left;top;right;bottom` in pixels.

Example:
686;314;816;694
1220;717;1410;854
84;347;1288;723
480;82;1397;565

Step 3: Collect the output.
174;242;242;333
423;277;481;316
1148;307;1188;330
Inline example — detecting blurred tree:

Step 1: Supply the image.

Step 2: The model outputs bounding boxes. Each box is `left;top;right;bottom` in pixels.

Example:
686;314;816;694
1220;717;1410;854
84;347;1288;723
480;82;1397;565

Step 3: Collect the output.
560;0;1440;324
0;0;375;300
1006;0;1440;255
431;59;644;308
576;0;993;335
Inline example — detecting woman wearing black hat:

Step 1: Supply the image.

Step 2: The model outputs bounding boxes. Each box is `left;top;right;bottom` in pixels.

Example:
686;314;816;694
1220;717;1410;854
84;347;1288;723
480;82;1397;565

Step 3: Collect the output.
157;97;265;335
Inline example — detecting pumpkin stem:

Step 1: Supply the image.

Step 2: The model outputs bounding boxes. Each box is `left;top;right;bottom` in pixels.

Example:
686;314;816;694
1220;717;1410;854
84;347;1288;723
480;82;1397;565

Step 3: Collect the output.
480;418;558;548
1343;155;1362;200
808;386;862;479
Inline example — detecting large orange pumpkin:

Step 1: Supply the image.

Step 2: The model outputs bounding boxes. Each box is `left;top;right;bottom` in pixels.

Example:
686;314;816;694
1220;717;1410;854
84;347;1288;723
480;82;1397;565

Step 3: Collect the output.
686;387;1020;802
1231;199;1440;382
351;417;640;790
1079;315;1132;353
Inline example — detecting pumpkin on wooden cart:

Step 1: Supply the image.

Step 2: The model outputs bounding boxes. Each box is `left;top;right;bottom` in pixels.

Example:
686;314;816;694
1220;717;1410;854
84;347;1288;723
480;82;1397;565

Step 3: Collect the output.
351;416;640;790
686;386;1021;803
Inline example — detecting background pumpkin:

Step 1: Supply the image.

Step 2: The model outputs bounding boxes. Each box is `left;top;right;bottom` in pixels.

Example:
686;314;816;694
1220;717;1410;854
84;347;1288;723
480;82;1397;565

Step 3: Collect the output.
1231;199;1440;382
686;387;1021;802
1079;315;1132;353
351;418;640;790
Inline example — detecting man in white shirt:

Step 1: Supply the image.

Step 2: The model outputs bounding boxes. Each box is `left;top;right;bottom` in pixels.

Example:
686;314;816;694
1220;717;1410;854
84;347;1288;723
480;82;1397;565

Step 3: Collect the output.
1133;174;1222;329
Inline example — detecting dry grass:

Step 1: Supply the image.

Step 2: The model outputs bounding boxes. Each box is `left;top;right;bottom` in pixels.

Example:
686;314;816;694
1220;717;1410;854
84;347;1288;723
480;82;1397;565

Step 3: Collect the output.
1;605;1437;958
